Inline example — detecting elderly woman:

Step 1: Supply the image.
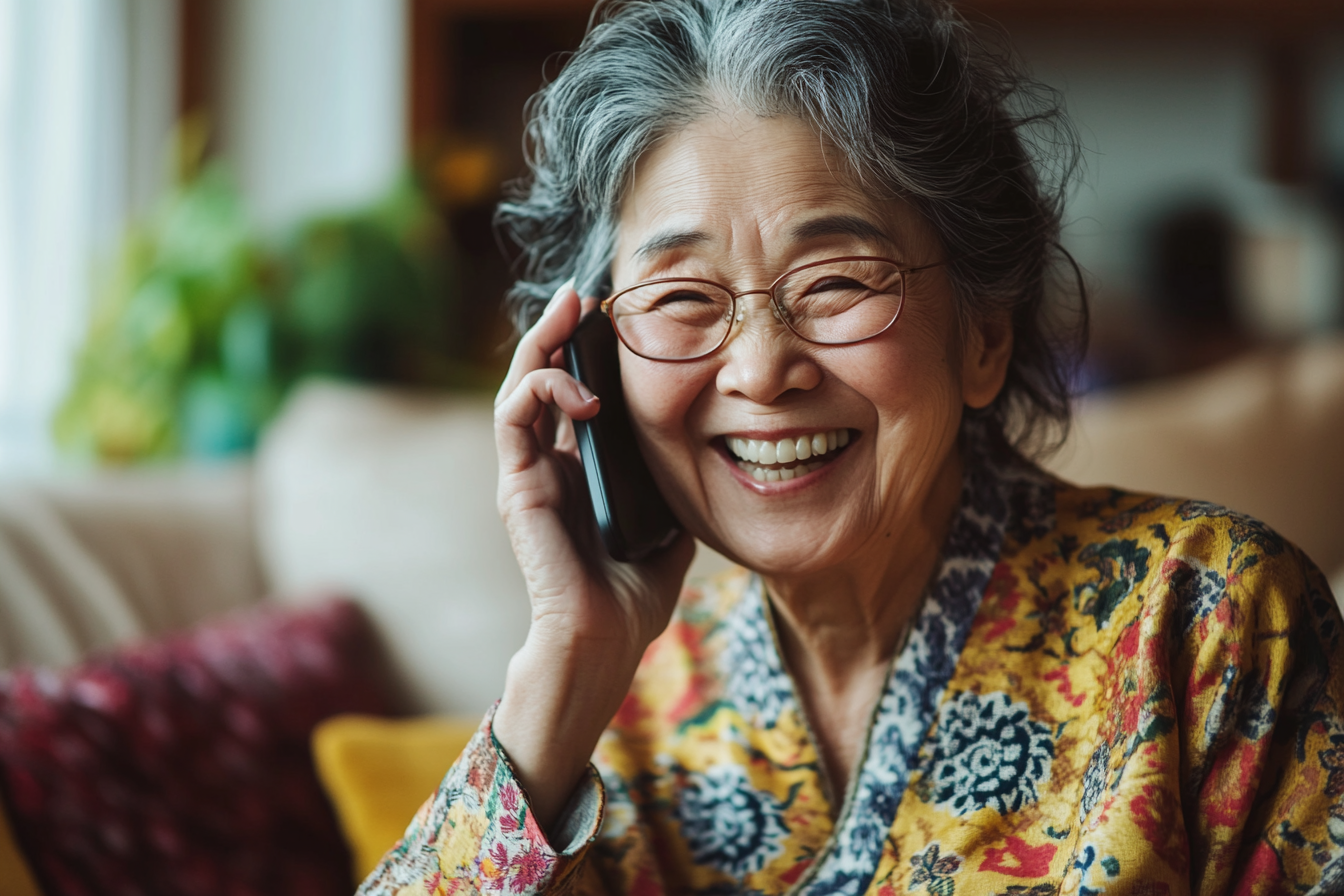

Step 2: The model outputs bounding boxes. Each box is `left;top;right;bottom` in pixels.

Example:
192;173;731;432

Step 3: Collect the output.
361;1;1343;893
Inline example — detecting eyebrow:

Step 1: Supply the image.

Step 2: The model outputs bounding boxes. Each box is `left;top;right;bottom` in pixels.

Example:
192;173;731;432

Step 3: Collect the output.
789;214;895;248
632;228;712;261
630;213;895;263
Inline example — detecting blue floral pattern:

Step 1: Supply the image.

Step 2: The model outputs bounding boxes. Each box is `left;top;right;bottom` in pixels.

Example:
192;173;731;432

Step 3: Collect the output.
720;577;796;729
673;763;789;878
1079;739;1110;823
1168;555;1226;635
1236;678;1277;741
800;434;1041;895
928;691;1055;817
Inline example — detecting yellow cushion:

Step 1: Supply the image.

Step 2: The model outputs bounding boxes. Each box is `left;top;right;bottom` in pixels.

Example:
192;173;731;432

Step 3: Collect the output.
0;795;42;896
312;713;480;881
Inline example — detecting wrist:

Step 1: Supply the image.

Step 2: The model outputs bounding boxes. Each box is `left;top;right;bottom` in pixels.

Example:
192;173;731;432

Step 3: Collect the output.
499;636;639;737
492;638;641;831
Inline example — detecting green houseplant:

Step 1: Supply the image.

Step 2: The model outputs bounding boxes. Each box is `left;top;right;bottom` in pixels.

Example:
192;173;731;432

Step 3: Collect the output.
56;150;469;464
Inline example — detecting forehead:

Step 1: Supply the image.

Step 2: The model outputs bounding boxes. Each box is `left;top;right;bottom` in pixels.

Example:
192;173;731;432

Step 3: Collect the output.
614;111;930;276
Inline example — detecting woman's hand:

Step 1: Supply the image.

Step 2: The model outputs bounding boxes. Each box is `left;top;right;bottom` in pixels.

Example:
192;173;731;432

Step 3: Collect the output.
491;281;694;831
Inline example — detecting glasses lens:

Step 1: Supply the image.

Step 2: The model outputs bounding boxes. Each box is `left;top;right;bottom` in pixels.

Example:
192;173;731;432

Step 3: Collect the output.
610;281;733;360
775;259;904;344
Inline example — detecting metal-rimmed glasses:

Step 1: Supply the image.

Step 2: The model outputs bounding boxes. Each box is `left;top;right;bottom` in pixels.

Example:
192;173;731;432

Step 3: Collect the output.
599;255;946;362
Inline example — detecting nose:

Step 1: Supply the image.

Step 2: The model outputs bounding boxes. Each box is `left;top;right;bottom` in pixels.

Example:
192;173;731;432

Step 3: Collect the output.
713;293;822;403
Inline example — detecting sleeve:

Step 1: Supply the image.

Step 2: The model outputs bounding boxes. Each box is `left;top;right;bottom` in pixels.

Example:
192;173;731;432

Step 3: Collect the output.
1176;532;1344;895
356;701;608;896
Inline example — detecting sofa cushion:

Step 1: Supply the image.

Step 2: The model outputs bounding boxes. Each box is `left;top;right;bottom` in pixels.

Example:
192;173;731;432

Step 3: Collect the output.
256;381;534;715
0;596;395;896
0;464;265;670
1047;337;1344;578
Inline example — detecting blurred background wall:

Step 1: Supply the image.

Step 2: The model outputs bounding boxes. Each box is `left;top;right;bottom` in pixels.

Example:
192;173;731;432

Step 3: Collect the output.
0;0;1342;472
218;0;406;232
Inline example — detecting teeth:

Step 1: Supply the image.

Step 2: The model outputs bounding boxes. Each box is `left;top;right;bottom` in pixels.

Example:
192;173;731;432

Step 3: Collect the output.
740;459;827;476
725;429;852;479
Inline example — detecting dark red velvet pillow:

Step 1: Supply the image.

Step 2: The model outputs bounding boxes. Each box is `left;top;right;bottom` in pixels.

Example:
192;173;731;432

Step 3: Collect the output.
0;597;397;896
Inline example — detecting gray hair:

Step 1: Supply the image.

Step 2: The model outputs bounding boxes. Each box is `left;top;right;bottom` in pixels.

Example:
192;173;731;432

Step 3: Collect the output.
496;0;1087;454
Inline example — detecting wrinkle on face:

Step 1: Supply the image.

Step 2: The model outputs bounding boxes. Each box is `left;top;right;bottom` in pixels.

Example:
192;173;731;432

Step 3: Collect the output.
611;108;967;609
615;111;932;289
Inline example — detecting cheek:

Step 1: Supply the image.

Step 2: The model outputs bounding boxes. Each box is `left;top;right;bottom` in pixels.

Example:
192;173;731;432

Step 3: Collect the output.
620;355;707;462
621;360;717;530
865;316;965;420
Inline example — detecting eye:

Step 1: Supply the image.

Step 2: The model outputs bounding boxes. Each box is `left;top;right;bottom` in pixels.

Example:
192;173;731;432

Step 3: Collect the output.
804;276;867;295
655;288;717;305
635;285;729;325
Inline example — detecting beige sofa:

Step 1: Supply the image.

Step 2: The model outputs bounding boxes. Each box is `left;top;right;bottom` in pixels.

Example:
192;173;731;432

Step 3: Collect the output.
2;335;1342;715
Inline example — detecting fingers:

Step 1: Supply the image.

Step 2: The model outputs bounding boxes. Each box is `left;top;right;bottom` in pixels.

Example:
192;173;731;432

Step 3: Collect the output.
496;279;601;467
643;529;696;579
496;367;599;474
496;280;580;409
554;414;577;454
533;403;559;452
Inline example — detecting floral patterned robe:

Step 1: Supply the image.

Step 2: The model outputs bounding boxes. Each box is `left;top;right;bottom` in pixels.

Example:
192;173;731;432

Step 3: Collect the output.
358;445;1344;896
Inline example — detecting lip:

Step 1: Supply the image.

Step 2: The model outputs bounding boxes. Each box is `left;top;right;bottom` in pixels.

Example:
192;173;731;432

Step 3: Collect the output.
713;431;852;492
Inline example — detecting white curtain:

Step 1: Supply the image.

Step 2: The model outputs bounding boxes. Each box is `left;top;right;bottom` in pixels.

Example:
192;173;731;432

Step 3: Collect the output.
0;0;176;472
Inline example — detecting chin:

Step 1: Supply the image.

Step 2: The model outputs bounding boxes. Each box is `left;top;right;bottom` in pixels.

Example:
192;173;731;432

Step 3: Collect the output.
693;517;861;579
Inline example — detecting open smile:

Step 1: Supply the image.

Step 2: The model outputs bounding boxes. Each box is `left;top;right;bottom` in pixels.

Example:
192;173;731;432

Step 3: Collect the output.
722;428;852;482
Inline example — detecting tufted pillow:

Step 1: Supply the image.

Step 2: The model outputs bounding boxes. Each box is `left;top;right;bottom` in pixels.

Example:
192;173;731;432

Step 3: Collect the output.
0;597;397;896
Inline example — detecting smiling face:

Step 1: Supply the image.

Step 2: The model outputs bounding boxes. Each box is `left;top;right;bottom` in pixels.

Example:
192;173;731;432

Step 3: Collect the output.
612;110;1008;585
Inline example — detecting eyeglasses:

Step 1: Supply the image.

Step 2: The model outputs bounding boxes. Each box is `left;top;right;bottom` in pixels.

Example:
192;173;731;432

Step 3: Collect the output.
600;255;946;362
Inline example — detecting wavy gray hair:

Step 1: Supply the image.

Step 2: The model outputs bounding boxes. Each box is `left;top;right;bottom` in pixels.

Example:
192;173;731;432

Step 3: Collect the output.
496;0;1086;453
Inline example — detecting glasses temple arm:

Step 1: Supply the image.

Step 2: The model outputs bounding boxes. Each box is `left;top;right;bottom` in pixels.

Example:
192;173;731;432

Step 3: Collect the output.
903;260;950;275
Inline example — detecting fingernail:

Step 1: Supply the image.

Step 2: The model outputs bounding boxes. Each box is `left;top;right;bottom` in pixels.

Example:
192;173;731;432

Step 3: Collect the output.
541;277;576;318
576;381;596;402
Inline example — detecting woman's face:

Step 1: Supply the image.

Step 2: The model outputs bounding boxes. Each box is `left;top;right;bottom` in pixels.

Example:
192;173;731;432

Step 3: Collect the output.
611;111;1007;578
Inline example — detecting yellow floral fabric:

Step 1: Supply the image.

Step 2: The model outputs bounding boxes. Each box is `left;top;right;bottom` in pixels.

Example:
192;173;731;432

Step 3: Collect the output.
360;451;1344;896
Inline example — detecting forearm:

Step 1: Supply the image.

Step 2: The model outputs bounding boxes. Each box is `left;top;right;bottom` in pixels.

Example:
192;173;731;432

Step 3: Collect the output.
493;633;642;832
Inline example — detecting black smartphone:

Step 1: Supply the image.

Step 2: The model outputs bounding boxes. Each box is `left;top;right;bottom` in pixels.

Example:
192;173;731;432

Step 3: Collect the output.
562;312;680;562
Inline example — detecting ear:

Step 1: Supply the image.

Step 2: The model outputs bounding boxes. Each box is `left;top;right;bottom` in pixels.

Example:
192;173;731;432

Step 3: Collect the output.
961;312;1013;410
